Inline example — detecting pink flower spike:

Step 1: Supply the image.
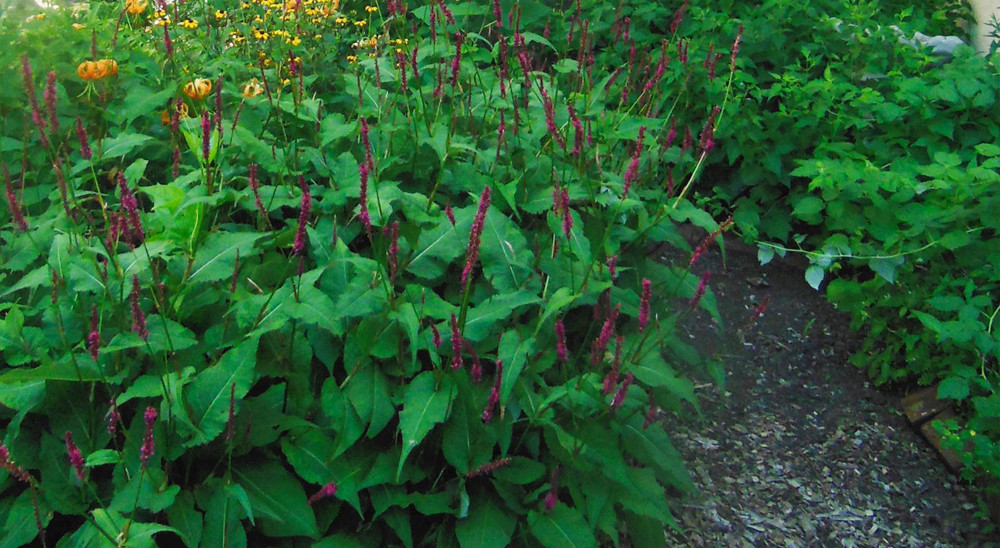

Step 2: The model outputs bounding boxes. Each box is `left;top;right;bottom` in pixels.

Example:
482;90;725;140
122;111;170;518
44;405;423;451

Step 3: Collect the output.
201;111;211;162
87;306;100;362
64;431;85;482
107;398;121;436
544;467;560;510
431;323;442;349
461;186;492;286
555;320;567;362
610;372;635;412
690;270;711;308
638;278;652;332
293;175;310;256
445;201;456;226
450;313;463;370
44;71;59;135
130;275;148;341
482;359;502;423
3;163;28;231
140;406;157;468
450;32;465;88
358;162;372;234
307;482;338;506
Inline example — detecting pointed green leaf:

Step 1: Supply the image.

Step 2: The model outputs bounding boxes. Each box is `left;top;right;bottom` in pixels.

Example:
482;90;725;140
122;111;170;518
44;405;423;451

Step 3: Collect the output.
527;507;597;548
233;460;318;538
185;337;259;447
398;372;455;479
455;491;515;548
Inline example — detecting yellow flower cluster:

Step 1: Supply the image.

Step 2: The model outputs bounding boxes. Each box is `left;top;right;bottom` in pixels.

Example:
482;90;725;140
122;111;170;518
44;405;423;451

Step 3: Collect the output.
160;100;189;125
242;79;264;98
183;78;212;100
180;18;198;29
78;59;118;81
126;0;147;15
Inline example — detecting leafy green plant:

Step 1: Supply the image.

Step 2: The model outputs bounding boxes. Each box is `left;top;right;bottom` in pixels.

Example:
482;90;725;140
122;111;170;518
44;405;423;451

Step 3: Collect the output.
0;0;742;545
678;0;1000;513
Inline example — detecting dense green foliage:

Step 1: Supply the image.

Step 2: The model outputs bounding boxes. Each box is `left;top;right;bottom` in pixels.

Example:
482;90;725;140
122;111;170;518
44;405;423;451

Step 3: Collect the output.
0;0;738;545
697;0;1000;518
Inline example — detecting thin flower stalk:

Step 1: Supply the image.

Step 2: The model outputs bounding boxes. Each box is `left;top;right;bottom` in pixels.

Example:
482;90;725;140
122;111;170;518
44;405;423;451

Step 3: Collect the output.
467;457;511;478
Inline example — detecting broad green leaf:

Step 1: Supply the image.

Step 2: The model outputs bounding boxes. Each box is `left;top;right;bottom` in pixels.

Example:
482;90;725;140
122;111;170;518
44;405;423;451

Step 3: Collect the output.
937;377;969;401
166;492;203;548
2;491;49;548
233;460;318;538
84;449;120;467
408;207;475;279
92;509;180;548
527;507;597;548
200;479;248;548
455;491;515;548
498;331;534;406
867;257;903;284
631;353;696;407
280;429;364;514
0;380;44;410
398;372;455;479
321;378;364;458
804;265;825;290
480;208;533;293
535;287;579;336
620;416;693;493
185;337;260;447
464;290;540;342
0;358;101;383
346;365;395;439
188;232;262;284
101;132;153;158
122;87;175;126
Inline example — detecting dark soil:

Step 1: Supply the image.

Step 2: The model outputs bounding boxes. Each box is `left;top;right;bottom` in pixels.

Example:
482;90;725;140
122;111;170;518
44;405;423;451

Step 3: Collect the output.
657;234;999;547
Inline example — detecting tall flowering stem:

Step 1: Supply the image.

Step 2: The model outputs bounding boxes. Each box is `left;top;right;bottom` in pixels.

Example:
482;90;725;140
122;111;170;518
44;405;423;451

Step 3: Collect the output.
248;164;268;221
461;186;491;287
450;32;465;88
118;174;145;245
21;56;50;151
387;221;400;284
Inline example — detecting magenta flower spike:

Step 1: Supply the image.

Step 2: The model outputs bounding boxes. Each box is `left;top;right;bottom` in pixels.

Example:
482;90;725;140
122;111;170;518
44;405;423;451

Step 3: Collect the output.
307;482;338;506
638;278;652;332
130;275;149;341
544;467;560;510
294;175;310;256
450;313;463;370
87;306;100;362
140;406;157;468
690;270;711;308
555;320;568;362
482;359;503;423
64;432;85;482
3;163;28;231
461;186;492;286
610;372;635;412
450;32;465;88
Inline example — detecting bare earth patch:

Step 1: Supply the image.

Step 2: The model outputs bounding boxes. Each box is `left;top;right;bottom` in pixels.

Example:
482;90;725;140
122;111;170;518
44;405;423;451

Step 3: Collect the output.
658;236;998;547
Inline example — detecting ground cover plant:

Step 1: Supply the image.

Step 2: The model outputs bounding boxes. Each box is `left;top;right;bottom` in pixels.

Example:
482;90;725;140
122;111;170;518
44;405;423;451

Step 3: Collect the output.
0;0;745;545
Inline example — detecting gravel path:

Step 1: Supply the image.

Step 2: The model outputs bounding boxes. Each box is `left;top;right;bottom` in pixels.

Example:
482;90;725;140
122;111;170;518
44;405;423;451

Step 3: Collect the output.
658;236;998;547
